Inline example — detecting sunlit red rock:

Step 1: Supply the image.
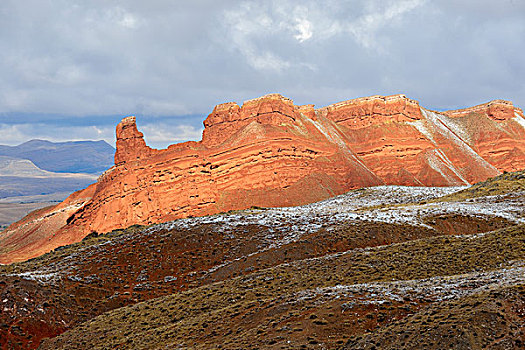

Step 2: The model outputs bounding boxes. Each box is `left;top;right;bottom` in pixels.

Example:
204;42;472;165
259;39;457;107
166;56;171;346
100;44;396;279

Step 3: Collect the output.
1;93;524;264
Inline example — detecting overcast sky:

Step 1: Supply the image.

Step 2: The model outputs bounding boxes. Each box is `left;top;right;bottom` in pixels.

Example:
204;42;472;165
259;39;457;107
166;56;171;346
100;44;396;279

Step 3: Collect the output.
0;0;524;148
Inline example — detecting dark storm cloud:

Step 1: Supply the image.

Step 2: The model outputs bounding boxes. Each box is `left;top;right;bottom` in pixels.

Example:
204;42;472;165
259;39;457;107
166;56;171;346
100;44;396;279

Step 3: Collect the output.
0;0;523;148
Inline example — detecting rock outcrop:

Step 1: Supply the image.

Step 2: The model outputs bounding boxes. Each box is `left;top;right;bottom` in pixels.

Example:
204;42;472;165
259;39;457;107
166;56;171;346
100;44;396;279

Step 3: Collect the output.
114;116;156;164
1;93;524;263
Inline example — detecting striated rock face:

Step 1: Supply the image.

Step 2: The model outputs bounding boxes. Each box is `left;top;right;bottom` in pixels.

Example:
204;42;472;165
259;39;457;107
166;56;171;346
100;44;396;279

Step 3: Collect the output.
318;94;423;127
443;100;523;120
442;100;525;172
1;93;524;263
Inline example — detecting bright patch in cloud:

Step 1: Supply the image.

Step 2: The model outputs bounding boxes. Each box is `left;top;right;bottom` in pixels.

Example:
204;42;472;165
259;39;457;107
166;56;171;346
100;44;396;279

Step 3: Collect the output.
294;18;313;42
345;0;427;49
222;0;426;70
105;7;140;29
118;13;138;29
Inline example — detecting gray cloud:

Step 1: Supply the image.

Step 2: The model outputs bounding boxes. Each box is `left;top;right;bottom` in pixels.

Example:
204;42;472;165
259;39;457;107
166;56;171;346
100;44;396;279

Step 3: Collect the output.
0;0;523;148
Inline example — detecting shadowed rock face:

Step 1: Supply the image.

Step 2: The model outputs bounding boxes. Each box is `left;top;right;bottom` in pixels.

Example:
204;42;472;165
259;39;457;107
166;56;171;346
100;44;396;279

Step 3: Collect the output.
1;93;524;264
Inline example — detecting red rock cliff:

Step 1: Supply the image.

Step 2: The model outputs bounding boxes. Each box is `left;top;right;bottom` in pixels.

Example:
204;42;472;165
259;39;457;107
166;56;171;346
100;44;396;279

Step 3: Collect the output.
1;93;524;263
115;116;155;165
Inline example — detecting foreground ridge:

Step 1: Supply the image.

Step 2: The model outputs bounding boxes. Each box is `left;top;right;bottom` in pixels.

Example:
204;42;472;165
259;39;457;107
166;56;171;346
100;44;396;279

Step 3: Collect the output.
1;171;523;349
1;93;524;263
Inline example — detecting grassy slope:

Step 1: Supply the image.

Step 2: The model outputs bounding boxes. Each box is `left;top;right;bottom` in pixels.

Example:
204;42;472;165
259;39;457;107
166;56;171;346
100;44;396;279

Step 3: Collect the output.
40;223;525;349
345;284;525;349
432;170;524;202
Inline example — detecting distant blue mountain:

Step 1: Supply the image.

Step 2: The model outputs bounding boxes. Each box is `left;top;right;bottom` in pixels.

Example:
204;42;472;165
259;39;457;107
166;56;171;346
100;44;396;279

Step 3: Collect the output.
0;139;115;174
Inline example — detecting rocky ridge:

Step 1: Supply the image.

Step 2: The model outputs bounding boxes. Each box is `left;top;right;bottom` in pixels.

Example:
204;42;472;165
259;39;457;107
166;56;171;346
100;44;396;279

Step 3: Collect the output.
1;93;524;264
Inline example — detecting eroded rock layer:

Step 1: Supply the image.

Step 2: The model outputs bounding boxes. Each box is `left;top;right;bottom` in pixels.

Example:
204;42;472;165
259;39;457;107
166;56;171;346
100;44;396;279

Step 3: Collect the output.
1;94;524;263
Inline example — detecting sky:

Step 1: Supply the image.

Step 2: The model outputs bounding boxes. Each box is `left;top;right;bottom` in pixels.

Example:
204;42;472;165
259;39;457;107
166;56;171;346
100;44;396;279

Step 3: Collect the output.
0;0;524;149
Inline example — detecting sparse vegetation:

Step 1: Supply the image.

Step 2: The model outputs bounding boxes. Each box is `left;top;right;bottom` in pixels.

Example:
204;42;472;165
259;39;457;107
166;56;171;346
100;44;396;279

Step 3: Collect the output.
40;224;525;349
432;169;525;202
1;171;524;349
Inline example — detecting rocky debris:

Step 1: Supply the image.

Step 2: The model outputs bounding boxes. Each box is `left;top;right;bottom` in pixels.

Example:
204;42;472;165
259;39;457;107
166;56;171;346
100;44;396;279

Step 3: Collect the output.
2;94;524;264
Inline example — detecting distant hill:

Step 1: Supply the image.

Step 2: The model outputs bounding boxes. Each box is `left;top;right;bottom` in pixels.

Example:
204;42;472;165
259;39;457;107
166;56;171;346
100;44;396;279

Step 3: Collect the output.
0;139;115;174
0;156;51;177
0;156;98;198
0;156;98;228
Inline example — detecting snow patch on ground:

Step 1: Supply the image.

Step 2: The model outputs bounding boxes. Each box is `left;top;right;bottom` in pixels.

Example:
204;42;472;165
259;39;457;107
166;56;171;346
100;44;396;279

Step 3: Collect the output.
149;186;463;235
294;261;525;306
6;184;524;285
9;271;61;283
147;185;524;259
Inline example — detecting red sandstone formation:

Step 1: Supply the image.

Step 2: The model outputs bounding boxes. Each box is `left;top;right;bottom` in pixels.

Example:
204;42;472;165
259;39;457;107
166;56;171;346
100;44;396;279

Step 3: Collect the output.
1;93;524;263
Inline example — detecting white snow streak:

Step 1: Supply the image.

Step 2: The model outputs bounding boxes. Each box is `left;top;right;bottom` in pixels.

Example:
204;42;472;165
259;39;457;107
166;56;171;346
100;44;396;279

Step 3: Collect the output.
513;112;525;129
408;119;436;144
420;109;498;171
